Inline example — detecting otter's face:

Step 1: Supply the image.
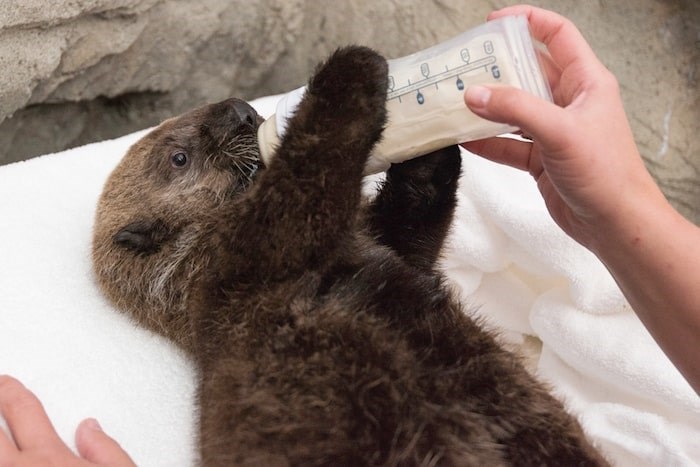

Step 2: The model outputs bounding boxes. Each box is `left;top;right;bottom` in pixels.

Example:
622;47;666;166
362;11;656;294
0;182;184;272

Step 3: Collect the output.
140;97;265;200
92;98;264;349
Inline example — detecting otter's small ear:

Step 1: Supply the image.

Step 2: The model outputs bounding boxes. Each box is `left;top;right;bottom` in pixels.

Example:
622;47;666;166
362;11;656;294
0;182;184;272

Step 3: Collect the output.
113;219;170;254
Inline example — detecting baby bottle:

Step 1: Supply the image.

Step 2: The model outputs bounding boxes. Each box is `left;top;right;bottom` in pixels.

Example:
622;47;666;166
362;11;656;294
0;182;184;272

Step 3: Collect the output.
257;15;552;174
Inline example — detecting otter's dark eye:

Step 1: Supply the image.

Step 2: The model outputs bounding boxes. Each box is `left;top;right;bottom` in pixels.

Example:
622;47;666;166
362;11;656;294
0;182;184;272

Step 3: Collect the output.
171;152;188;168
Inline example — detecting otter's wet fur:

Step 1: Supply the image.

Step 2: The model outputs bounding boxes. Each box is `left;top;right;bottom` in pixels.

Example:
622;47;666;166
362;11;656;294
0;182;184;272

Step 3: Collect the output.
92;47;608;466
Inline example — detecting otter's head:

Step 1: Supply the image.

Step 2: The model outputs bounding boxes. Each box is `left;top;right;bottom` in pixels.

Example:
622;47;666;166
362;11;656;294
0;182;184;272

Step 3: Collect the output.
92;98;264;350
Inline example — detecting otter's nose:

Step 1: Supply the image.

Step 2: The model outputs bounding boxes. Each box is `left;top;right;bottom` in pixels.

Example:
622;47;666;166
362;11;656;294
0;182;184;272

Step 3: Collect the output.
230;99;260;128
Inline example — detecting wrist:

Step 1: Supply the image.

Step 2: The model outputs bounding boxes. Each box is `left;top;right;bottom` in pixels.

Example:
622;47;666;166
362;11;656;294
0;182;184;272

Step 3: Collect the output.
584;180;700;393
585;178;671;261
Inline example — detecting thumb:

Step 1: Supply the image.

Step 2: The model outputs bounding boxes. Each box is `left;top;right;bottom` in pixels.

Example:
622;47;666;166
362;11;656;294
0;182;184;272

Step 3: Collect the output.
75;418;136;466
465;85;569;149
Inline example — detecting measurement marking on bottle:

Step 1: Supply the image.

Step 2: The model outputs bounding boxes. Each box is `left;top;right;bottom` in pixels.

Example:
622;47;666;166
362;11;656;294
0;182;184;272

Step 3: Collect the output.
420;63;430;78
388;56;497;102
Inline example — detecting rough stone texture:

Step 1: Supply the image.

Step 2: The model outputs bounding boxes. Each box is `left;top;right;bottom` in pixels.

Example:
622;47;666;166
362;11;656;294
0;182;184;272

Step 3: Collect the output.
1;0;698;223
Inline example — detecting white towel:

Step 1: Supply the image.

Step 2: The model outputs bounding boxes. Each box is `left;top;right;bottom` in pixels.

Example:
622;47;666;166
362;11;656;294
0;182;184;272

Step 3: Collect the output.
444;151;700;466
0;95;697;466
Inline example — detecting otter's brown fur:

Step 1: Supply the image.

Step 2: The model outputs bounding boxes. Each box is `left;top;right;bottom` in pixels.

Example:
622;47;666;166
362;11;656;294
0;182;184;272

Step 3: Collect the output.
92;46;608;466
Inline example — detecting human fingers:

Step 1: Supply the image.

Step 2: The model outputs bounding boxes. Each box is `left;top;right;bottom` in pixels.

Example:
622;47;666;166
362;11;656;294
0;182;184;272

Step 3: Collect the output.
534;46;564;103
464;84;572;152
461;136;543;179
487;5;600;70
0;375;65;451
0;417;16;454
76;418;136;466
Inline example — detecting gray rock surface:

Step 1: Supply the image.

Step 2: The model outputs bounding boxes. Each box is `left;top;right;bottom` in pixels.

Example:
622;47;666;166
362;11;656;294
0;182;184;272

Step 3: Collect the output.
1;0;698;223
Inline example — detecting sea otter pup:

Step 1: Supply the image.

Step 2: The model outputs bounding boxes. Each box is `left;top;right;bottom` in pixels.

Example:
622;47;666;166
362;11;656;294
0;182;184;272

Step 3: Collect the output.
92;46;608;466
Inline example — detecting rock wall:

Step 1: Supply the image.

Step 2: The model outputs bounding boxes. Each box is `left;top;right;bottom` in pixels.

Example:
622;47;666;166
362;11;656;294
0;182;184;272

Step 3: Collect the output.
0;0;478;164
1;0;698;223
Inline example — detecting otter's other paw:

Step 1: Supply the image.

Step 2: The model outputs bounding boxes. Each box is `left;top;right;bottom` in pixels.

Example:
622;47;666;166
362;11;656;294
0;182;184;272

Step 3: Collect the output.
369;146;461;271
386;145;462;201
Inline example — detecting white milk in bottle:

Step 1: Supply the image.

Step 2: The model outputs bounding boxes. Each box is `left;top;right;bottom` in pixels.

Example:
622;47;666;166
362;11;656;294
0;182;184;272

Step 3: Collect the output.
257;15;552;174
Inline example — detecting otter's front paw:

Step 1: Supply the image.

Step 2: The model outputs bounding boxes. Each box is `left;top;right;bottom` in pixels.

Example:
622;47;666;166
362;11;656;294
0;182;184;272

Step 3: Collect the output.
387;145;462;195
306;46;388;134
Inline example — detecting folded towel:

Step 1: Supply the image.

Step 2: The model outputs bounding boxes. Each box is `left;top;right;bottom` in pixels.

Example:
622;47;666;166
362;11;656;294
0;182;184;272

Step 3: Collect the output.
444;151;700;466
0;95;697;466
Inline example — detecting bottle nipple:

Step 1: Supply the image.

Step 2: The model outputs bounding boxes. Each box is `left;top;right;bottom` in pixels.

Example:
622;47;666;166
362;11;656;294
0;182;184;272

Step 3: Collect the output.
257;116;279;167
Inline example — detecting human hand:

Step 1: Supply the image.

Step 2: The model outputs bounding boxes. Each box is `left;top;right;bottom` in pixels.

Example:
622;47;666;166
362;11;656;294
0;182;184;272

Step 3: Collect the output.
462;4;666;252
0;375;135;467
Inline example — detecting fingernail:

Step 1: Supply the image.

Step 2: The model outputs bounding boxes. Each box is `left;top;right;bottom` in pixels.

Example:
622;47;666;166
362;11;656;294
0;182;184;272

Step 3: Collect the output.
84;418;103;432
466;85;491;109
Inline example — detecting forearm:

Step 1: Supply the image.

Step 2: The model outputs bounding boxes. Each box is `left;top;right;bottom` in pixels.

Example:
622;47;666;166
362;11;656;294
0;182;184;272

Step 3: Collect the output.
462;4;700;393
591;192;700;393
